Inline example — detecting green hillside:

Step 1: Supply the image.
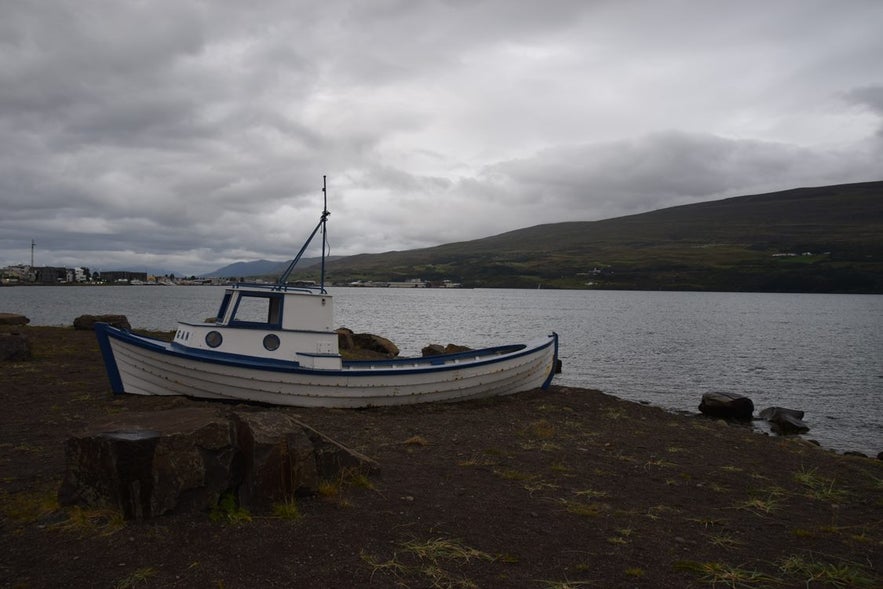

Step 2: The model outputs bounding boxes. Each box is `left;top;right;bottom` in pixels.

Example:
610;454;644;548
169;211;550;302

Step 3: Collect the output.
291;181;883;293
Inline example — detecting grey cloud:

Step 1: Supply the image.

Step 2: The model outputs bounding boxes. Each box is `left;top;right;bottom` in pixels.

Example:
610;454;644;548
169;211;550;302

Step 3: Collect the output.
1;0;882;274
481;130;882;221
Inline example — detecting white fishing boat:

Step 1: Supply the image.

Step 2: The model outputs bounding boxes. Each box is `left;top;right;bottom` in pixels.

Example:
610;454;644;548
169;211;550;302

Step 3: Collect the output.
95;178;559;408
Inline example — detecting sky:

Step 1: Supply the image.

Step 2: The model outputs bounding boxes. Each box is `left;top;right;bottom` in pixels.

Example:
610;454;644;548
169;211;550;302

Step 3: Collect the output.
1;0;882;275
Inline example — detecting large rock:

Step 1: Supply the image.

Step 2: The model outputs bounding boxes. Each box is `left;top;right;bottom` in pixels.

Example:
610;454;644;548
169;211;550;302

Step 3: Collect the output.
0;313;30;326
59;408;235;519
73;314;131;331
233;412;320;510
0;332;31;361
352;332;399;357
336;327;356;351
337;327;399;359
59;407;377;519
759;406;809;435
698;392;754;421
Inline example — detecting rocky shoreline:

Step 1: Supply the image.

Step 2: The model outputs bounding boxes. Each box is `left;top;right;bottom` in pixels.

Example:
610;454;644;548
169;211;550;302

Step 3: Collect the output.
1;323;882;588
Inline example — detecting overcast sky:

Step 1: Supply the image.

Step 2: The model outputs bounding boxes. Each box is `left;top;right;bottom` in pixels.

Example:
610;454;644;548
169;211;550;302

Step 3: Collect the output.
2;0;881;275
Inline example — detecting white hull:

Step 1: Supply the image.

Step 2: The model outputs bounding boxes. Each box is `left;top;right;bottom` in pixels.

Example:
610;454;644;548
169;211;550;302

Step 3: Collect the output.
97;325;558;408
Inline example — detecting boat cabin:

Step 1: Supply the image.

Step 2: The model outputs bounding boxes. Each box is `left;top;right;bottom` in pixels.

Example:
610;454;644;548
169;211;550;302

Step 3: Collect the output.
172;283;342;369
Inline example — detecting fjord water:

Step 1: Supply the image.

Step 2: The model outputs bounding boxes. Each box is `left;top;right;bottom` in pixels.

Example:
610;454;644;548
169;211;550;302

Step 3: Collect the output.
3;286;881;455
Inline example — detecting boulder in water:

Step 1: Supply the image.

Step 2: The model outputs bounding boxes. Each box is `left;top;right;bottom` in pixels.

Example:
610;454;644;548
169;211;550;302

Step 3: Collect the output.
760;406;809;435
698;392;754;421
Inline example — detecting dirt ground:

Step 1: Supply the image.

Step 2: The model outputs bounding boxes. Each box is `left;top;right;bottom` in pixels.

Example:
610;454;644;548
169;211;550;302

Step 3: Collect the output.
1;325;881;588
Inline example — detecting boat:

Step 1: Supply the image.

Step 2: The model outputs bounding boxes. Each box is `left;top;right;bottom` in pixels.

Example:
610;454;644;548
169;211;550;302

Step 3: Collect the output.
94;177;559;408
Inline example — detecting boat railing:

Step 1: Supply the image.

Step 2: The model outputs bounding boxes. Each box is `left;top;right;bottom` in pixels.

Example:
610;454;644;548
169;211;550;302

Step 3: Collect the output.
230;282;325;294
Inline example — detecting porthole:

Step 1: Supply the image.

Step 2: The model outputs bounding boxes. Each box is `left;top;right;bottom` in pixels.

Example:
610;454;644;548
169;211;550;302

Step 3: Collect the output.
205;330;223;348
263;334;280;351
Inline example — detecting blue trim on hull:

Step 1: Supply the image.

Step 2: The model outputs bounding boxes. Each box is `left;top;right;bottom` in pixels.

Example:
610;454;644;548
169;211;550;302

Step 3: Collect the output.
94;322;125;393
539;332;559;389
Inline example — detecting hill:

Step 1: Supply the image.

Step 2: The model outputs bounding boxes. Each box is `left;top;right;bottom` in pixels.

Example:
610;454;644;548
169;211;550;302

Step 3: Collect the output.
202;259;288;279
289;181;882;293
203;256;342;280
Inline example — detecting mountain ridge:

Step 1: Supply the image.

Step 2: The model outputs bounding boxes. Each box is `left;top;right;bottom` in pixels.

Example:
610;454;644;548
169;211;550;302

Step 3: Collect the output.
214;181;883;293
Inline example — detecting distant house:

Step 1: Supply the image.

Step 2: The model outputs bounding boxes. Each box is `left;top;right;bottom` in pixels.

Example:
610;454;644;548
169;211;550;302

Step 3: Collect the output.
34;266;67;284
101;271;148;283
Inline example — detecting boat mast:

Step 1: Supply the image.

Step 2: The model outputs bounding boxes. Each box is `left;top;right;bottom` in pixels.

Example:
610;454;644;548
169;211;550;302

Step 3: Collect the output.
320;175;328;290
275;176;331;292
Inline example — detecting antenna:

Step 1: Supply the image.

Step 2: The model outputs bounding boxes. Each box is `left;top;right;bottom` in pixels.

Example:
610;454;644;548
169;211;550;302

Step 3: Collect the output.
275;176;331;292
320;175;328;290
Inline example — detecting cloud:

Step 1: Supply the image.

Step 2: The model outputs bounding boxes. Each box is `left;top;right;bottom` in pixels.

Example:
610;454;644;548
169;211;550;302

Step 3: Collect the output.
1;0;881;274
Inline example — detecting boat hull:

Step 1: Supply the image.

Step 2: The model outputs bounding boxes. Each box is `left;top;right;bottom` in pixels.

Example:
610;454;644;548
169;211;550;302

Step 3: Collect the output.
95;324;558;408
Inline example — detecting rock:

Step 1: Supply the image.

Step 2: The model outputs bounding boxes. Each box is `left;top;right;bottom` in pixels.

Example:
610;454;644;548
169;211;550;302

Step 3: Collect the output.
73;314;131;331
843;451;868;458
421;344;446;356
59;407;377;519
59;408;235;519
0;313;30;326
759;406;804;420
0;332;31;361
769;413;810;435
698;392;754;421
233;412;319;510
759;406;809;435
336;327;355;351
337;327;400;359
351;332;399;357
877;451;883;461
422;343;472;357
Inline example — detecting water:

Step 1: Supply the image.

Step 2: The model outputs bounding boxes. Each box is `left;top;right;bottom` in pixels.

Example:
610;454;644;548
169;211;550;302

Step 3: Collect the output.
2;285;881;455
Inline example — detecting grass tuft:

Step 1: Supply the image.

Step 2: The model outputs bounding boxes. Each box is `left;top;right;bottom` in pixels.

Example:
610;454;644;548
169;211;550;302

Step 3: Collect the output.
525;419;557;439
272;497;302;520
209;492;252;525
675;560;777;587
404;435;429;447
362;537;494;588
793;467;848;502
778;554;877;588
562;499;605;517
55;505;125;537
113;567;157;589
0;487;59;525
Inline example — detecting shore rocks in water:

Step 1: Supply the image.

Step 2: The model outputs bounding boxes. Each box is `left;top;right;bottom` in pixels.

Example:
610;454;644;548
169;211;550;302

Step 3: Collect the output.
0;332;31;361
0;313;30;326
698;392;754;421
58;407;377;519
73;314;132;331
759;406;810;435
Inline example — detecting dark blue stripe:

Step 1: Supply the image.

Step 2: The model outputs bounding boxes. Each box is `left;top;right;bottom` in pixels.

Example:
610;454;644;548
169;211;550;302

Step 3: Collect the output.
539;332;559;389
94;323;125;393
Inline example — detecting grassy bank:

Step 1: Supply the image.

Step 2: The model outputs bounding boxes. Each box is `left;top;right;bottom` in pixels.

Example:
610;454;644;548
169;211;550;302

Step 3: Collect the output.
1;325;881;588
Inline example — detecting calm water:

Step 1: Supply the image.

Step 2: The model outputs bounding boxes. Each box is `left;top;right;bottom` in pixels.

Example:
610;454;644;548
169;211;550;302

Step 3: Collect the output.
2;285;881;455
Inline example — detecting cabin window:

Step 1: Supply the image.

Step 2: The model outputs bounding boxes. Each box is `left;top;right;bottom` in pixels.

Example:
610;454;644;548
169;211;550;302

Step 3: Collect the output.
263;334;280;351
229;293;284;327
215;293;232;322
205;331;223;348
